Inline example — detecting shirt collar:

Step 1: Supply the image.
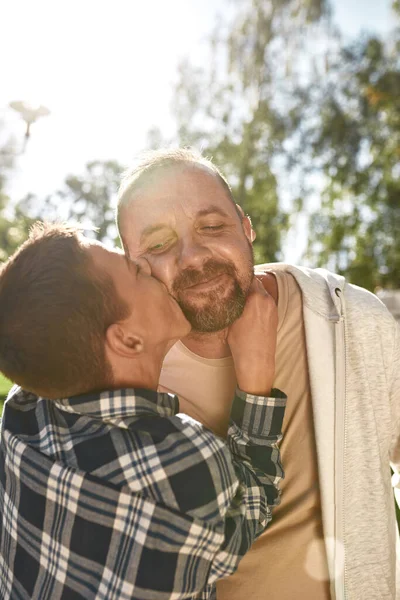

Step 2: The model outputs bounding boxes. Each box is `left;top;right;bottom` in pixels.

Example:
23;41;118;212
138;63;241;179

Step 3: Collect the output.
9;386;179;421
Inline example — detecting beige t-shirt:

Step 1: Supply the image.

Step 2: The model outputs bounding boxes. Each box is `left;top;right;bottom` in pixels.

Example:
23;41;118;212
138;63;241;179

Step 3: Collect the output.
159;271;331;599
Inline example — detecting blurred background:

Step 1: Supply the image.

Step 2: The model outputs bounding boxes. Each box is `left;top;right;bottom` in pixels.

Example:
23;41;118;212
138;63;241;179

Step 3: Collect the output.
0;0;399;397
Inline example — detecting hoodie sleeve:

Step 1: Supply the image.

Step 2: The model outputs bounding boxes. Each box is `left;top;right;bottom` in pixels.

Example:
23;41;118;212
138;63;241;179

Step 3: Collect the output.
389;321;400;505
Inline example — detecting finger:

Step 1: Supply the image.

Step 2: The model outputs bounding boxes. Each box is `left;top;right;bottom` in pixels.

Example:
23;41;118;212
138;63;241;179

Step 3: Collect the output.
250;276;269;296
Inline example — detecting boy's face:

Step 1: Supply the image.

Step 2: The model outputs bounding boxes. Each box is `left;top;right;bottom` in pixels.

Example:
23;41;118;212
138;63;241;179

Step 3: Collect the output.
88;242;191;347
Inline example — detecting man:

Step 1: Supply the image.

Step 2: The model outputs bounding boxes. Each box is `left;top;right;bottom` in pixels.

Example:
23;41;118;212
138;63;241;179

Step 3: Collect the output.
0;223;287;599
117;148;400;600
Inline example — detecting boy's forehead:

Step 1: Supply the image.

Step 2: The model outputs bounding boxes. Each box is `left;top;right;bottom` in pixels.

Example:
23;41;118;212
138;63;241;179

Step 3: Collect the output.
87;242;125;270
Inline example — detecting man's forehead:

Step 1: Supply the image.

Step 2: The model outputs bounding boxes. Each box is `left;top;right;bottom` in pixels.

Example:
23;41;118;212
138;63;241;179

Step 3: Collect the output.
126;189;234;227
133;162;220;193
134;198;232;220
128;165;231;211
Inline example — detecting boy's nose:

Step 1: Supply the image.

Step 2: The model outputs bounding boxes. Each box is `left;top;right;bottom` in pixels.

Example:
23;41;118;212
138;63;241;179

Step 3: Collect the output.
135;257;152;275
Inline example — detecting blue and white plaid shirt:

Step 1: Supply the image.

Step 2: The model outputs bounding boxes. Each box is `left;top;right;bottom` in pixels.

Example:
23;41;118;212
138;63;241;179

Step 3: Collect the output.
0;385;286;600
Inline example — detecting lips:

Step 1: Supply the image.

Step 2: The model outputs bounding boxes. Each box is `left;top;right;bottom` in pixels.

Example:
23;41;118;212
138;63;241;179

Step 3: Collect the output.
172;259;239;297
184;273;229;292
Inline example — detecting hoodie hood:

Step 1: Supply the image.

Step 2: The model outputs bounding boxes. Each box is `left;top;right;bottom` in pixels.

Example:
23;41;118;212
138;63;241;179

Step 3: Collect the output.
256;263;346;321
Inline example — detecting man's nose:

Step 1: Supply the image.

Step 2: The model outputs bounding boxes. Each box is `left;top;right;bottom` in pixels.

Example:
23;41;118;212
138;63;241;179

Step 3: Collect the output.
178;236;212;270
135;257;152;275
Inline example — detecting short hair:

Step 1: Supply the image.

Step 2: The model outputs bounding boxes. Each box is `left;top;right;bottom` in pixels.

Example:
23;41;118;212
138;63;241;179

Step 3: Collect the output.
0;222;130;399
116;147;240;249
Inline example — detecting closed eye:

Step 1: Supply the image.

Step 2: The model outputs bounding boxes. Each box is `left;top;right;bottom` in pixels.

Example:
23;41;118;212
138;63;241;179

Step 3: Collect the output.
147;239;173;253
201;225;224;231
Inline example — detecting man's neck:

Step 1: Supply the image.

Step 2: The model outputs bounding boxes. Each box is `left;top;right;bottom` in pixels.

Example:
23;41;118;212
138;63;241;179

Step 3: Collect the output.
182;328;231;359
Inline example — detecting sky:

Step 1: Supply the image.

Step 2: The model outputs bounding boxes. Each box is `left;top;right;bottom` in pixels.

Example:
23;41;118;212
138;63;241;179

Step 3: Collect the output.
2;0;221;196
1;0;394;260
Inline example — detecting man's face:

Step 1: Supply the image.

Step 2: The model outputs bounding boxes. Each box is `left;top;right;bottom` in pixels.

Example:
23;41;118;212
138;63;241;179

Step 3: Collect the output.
120;165;255;332
88;242;191;346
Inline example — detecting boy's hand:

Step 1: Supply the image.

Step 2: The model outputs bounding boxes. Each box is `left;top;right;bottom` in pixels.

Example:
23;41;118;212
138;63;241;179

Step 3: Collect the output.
227;277;278;396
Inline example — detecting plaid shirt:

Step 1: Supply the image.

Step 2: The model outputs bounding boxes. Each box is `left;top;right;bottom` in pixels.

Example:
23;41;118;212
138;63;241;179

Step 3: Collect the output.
0;385;286;600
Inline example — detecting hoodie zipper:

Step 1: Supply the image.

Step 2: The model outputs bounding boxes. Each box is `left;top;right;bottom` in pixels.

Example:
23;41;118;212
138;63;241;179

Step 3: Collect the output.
334;287;347;600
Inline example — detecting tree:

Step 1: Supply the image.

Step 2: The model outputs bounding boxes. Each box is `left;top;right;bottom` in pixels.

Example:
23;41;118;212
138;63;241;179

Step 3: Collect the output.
0;201;36;262
0;122;34;261
12;160;126;251
304;2;400;290
0;158;126;261
151;0;332;263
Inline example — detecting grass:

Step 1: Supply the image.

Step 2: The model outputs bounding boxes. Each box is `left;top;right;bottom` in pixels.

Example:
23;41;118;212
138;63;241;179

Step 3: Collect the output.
0;373;12;414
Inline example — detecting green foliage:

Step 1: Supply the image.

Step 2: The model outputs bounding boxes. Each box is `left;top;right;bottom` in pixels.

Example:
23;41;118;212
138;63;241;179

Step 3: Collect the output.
151;0;331;263
0;373;11;402
0;200;37;262
0;160;126;261
16;160;126;246
1;0;397;290
0;125;33;261
304;9;400;290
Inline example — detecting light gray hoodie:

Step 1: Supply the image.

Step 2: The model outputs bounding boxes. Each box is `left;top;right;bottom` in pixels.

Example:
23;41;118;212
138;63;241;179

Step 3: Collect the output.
265;264;400;600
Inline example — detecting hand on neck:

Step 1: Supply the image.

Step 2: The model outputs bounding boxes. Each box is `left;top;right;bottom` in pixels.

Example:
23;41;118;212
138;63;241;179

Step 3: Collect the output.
179;273;279;360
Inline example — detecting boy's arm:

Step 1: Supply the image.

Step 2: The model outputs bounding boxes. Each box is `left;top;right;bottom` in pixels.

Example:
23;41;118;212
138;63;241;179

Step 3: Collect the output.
201;386;286;590
96;386;286;595
119;386;286;595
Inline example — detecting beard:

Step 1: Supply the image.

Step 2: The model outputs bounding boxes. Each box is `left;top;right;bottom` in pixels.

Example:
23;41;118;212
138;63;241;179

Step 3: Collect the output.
171;249;254;333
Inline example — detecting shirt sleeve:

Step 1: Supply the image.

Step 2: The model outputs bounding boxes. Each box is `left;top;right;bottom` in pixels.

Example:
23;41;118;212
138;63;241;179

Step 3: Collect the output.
202;388;286;589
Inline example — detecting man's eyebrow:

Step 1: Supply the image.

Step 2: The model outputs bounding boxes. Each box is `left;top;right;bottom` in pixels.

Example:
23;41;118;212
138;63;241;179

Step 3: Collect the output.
196;206;231;219
140;223;170;243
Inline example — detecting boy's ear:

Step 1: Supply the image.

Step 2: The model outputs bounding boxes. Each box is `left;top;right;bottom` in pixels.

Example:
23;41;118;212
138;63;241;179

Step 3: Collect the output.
236;204;256;242
105;323;144;358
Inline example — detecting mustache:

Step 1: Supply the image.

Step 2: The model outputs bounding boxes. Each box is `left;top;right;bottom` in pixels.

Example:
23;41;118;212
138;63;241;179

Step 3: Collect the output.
172;259;238;294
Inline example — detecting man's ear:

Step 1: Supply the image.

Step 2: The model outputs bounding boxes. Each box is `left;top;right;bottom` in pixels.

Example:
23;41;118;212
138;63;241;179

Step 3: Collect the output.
105;323;144;359
236;204;256;243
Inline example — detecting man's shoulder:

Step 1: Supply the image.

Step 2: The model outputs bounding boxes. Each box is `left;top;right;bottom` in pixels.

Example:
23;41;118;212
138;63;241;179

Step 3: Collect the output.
256;262;339;287
257;262;342;282
344;283;399;335
255;263;394;322
255;263;340;314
